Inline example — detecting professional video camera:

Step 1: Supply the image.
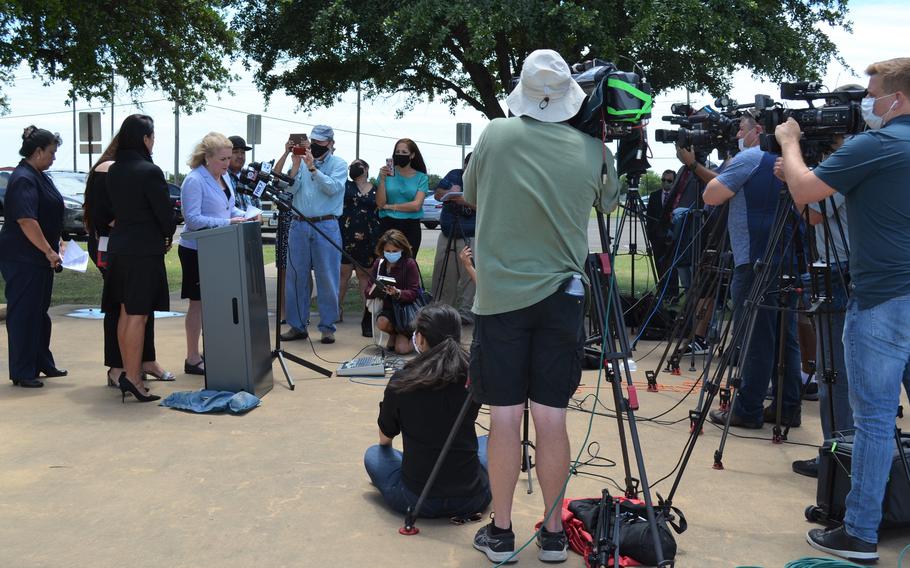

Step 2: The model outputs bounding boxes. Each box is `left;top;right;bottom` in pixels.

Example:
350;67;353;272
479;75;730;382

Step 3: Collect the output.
755;81;865;164
654;100;744;156
236;161;294;200
568;59;654;141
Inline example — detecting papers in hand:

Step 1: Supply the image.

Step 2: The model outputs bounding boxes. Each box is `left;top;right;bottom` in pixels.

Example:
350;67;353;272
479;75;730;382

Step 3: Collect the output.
440;191;464;202
61;240;89;272
243;206;262;220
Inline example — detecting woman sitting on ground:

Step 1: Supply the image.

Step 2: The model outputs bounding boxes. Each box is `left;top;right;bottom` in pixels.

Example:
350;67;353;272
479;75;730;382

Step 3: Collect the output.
364;303;491;519
366;229;421;354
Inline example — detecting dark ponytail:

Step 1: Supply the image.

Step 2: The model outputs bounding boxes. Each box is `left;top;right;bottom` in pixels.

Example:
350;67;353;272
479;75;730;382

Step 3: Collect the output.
390;304;469;393
19;126;62;158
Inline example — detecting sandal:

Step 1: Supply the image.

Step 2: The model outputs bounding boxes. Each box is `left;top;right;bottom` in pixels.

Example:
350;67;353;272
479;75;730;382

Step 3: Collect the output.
184;359;205;376
143;369;176;381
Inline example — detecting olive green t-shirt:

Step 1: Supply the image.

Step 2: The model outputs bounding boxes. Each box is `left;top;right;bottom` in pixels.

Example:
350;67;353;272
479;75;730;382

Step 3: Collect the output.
463;116;619;315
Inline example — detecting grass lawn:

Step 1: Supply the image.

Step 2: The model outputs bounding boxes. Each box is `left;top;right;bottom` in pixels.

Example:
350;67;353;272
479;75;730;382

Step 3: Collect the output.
0;243;276;307
1;236;654;310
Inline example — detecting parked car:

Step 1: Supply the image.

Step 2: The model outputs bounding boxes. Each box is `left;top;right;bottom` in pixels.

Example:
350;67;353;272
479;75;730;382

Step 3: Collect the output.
168;183;184;225
422;194;442;230
45;170;88;239
0;167;14;219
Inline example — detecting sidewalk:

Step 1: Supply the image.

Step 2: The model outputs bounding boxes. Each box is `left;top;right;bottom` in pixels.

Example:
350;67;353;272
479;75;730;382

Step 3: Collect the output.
1;282;908;567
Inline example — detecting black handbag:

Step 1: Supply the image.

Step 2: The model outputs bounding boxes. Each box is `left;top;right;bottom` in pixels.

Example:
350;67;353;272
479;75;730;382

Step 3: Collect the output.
390;260;433;332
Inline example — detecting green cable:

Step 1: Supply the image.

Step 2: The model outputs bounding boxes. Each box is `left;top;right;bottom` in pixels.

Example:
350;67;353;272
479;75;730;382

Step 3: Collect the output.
493;215;622;566
901;543;910;567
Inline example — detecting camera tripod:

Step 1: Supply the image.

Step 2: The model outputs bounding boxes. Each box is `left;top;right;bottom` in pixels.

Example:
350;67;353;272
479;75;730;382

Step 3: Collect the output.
430;215;474;319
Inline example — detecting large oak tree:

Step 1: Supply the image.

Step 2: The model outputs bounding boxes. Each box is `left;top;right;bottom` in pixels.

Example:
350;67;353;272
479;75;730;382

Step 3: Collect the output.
0;1;236;112
235;0;851;120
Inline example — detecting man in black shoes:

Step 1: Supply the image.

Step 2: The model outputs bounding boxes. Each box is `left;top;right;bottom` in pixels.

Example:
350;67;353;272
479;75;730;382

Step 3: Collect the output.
466;49;618;565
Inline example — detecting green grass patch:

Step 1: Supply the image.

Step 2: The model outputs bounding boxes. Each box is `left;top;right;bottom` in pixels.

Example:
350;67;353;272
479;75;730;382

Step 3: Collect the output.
0;243;276;307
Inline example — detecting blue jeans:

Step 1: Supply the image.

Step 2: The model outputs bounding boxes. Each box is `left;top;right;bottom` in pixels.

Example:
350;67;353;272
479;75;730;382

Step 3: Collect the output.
363;436;491;518
731;264;802;423
842;293;910;544
815;269;852;440
285;219;341;334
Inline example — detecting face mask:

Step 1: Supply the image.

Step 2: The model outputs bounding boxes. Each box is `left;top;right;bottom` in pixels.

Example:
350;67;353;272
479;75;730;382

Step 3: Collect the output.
393;154;411;168
384;250;402;263
311;144;329;159
411;332;421;354
861;94;898;130
349;165;364;179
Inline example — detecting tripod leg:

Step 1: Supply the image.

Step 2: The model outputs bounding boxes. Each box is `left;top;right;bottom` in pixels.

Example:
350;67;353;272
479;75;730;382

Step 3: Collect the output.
522;402;535;494
275;350;296;390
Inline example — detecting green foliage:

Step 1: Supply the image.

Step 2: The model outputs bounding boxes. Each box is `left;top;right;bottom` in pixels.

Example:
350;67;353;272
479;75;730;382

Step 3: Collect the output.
619;171;662;194
0;1;237;113
234;0;851;120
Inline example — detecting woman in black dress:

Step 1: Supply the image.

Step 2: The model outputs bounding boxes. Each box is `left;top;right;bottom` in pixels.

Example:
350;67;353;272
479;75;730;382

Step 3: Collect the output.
103;114;176;403
83;134;174;387
338;158;380;336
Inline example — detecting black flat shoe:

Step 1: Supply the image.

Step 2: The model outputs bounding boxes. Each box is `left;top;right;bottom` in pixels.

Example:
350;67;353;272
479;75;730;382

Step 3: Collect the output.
12;377;44;388
118;374;160;403
39;367;68;378
184;359;205;376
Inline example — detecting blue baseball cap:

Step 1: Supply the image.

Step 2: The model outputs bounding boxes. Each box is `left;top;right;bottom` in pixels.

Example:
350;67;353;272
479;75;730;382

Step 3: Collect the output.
310;125;334;141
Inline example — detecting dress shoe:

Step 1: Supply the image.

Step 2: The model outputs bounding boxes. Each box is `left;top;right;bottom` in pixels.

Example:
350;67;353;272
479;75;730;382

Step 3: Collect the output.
763;405;801;427
708;408;763;429
280;328;309;341
321;331;336;344
12;377;44;388
39;367;68;378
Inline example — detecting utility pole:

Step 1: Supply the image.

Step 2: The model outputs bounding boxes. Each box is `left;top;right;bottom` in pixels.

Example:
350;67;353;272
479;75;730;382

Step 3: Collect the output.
174;96;180;182
356;83;362;159
72;96;77;172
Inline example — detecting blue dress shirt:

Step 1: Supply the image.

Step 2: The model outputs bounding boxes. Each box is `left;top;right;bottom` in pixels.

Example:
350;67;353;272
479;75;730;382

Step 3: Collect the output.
287;152;347;217
179;165;245;250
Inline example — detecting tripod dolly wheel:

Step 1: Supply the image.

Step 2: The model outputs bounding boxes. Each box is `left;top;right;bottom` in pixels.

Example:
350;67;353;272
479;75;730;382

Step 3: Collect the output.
805;505;823;523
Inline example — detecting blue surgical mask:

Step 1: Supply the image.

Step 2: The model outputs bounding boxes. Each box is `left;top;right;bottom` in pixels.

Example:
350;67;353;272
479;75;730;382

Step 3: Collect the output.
384;251;402;263
861;94;898;130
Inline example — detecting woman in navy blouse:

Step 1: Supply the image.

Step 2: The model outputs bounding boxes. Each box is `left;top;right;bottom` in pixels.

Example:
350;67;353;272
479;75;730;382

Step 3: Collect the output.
0;126;66;388
178;132;249;375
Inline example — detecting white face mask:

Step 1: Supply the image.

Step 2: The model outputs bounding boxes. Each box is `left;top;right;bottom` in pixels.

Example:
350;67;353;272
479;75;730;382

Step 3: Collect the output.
861;93;898;130
738;138;746;152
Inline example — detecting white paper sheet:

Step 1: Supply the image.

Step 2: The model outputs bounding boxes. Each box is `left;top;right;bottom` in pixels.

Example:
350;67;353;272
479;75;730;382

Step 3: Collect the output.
61;240;89;273
244;206;263;220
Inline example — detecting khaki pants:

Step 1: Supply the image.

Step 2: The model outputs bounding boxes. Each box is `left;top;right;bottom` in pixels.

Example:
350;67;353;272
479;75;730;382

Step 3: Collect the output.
431;233;476;321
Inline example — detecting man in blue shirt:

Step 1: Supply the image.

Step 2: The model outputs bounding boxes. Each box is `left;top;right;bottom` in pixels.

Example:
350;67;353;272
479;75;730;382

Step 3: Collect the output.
777;57;910;563
703;112;804;431
431;153;476;324
275;125;348;344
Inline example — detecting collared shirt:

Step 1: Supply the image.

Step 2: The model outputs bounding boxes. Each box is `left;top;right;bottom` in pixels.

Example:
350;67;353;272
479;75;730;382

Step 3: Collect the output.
0;160;64;266
179;165;245;250
814;115;910;308
287;153;347;217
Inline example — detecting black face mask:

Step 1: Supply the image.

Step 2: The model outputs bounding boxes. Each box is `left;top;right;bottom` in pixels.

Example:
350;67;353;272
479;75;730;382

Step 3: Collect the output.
311;144;330;159
393;154;411;168
349;165;364;179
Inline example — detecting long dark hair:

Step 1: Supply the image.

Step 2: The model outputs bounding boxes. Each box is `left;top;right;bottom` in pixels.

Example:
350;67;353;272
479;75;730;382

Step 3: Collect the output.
390;304;468;393
83;133;122;234
393;138;428;174
116;114;154;158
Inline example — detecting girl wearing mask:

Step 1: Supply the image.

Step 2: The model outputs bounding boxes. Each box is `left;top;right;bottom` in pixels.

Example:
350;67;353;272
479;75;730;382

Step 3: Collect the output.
339;158;380;336
376;138;429;258
366;229;421;354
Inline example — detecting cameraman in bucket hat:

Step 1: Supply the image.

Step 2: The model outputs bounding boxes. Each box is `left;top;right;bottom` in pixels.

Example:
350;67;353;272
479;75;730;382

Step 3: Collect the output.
464;49;619;564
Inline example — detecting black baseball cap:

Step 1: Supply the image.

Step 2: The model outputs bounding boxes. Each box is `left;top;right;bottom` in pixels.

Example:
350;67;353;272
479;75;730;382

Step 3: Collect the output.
229;135;253;151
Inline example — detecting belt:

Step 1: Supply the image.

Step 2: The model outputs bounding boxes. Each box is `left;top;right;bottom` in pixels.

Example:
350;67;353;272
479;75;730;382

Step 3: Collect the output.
294;214;337;222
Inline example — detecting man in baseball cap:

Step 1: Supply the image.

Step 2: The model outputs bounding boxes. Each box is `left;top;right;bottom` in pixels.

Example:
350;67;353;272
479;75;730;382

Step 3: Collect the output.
465;49;619;564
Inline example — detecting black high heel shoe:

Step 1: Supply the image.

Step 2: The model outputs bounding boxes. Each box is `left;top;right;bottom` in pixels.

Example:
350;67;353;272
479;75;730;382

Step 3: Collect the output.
118;374;161;403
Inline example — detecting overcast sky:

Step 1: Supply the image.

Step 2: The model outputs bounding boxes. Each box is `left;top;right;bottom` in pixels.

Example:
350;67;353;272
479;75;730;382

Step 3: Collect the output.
0;0;905;179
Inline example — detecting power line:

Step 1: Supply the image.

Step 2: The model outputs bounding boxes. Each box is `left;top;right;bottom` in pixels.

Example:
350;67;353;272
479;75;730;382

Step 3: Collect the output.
0;99;169;121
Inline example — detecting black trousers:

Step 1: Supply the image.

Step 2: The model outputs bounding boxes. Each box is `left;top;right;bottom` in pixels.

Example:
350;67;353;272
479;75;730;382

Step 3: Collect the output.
0;260;56;380
380;217;423;259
